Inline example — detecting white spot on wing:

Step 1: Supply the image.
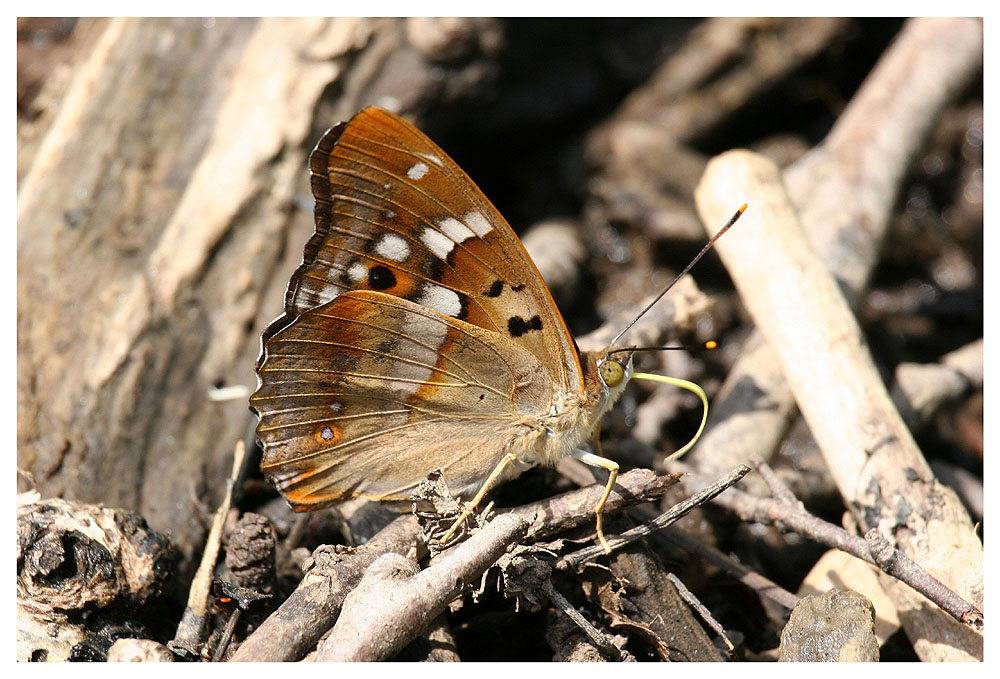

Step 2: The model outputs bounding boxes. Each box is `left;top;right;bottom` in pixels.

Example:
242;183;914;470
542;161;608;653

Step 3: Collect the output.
421;153;443;166
418;283;463;317
407;162;429;180
439;217;476;243
315;286;337;305
390;310;447;399
420;216;487;261
348;261;367;282
420;227;455;259
463;211;493;236
374;233;411;262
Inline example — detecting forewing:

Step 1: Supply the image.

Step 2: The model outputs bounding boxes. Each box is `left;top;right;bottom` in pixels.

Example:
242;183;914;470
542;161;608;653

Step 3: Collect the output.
251;290;552;507
267;106;582;393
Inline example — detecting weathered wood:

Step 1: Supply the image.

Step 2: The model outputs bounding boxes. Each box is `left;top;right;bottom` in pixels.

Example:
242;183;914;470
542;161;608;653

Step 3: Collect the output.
688;17;984;482
17;17;498;566
695;144;983;660
688;18;983;663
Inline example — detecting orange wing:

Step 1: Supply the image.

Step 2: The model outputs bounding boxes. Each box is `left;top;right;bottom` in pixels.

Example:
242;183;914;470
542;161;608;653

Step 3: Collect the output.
262;107;583;394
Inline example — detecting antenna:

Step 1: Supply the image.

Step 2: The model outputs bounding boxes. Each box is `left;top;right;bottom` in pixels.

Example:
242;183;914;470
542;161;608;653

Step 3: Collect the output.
608;204;746;351
607;340;717;358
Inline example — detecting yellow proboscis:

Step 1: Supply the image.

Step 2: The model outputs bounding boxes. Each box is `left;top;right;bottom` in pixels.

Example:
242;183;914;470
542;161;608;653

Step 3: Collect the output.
632;372;709;462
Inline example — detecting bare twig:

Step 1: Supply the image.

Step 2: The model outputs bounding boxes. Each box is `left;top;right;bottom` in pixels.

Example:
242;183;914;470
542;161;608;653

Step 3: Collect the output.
506;468;680;543
666;572;733;656
171;440;245;658
231;468;674;660
633;517;800;612
211;609;241;662
540;580;624;661
864;529;983;632
678;466;984;632
556;465;749;570
684;18;982;480
694;23;984;656
750;454;799;505
544;465;723;661
684;39;988;637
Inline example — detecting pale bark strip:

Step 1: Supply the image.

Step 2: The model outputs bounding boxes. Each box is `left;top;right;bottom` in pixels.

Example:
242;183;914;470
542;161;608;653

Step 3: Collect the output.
891;338;983;430
694;148;982;661
16;17;373;561
683;20;983;660
788;18;983;297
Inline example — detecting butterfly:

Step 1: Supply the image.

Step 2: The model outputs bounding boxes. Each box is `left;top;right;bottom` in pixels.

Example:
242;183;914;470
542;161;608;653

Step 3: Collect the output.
250;107;740;553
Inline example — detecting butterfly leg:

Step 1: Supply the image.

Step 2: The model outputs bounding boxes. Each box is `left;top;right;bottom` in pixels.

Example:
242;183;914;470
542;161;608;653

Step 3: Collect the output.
571;449;619;555
439;451;518;547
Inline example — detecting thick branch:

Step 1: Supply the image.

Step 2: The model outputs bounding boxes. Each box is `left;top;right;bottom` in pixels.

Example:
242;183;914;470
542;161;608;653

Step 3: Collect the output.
317;513;528;661
695;147;982;660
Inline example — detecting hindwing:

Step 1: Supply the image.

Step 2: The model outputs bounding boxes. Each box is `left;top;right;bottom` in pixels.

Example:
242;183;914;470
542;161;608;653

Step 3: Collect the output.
252;290;552;506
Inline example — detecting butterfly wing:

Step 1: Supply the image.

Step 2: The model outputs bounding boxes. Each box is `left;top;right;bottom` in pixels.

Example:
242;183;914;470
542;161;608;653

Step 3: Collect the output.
252;290;552;507
266;106;583;393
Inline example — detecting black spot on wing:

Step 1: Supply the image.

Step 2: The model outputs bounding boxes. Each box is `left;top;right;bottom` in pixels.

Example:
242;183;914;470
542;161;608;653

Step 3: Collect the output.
424;255;445;283
485;280;504;297
511;283;526;292
368;265;396;290
508;315;543;338
456;292;470;321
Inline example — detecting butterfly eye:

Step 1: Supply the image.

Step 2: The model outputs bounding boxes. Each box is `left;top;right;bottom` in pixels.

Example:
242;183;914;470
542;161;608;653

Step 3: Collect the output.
598;359;625;388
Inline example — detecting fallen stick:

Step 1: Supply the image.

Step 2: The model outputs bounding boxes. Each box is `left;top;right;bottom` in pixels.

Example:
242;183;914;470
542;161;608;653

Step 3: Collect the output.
687;17;984;481
694;144;983;660
171;440;245;658
316;513;528;661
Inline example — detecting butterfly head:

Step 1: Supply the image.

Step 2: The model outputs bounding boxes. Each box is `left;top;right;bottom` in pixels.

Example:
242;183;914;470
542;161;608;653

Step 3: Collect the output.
582;350;634;418
597;353;632;390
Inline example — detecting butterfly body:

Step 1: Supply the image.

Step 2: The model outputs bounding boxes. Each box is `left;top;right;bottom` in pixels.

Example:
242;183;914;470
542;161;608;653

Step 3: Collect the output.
251;107;631;544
